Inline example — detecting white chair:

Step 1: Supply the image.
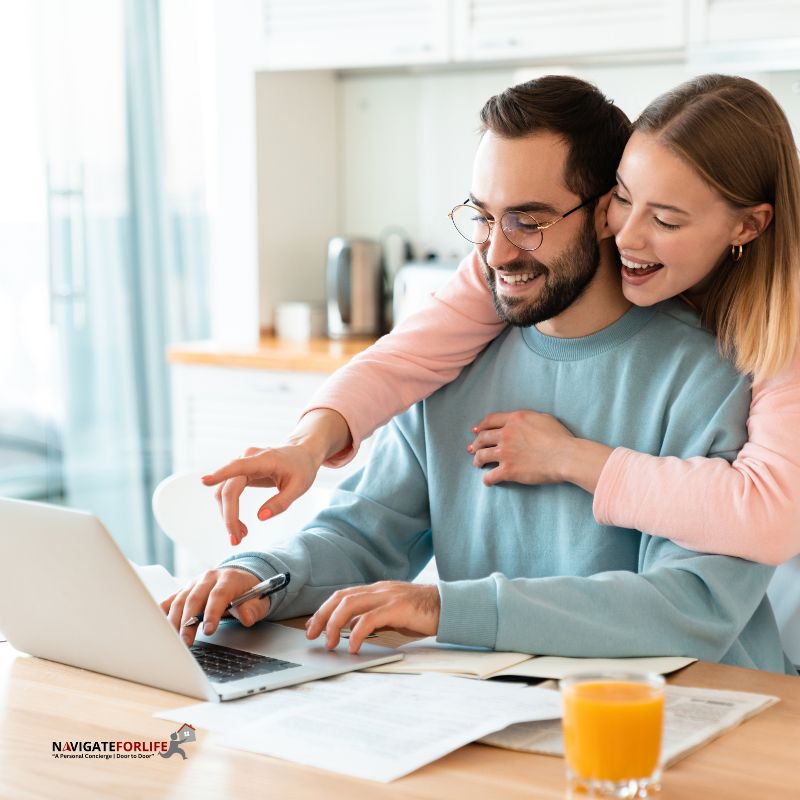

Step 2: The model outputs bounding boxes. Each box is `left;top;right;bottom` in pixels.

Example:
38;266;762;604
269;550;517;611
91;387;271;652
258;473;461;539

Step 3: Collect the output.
152;471;332;578
767;555;800;669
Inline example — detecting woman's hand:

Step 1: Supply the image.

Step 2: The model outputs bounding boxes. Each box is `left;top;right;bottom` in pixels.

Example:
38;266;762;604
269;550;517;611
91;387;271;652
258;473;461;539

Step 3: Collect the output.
469;410;576;485
201;409;352;546
202;444;322;545
468;410;614;492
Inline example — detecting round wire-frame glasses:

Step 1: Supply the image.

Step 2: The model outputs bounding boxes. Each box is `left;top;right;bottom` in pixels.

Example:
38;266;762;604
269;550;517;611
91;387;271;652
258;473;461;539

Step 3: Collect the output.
448;195;599;252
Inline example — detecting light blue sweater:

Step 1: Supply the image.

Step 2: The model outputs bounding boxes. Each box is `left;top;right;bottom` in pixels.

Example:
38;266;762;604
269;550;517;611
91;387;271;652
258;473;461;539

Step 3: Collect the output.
225;300;792;674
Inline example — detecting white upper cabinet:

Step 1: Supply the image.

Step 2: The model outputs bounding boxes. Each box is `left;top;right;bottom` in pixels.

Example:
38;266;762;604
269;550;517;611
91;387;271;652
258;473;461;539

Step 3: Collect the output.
690;0;800;43
452;0;687;62
257;0;450;70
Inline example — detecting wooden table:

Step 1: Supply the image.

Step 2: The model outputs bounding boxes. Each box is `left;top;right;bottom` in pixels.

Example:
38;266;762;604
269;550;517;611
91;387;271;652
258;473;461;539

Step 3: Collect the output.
0;640;797;800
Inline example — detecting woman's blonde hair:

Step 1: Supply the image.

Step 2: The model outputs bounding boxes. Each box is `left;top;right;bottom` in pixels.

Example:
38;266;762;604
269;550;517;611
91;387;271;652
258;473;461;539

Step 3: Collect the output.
635;74;800;381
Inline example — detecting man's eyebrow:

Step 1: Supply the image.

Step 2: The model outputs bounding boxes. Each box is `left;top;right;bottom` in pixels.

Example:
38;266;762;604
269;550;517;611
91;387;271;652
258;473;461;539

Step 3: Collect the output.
468;194;559;217
615;173;690;216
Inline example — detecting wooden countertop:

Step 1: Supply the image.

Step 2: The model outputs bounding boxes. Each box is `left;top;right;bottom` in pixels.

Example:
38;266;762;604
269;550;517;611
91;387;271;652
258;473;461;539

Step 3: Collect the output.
2;637;799;799
167;334;378;372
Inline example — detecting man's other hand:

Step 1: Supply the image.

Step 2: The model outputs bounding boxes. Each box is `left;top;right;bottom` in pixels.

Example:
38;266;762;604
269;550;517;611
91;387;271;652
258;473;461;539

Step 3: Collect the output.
306;581;440;654
160;568;270;647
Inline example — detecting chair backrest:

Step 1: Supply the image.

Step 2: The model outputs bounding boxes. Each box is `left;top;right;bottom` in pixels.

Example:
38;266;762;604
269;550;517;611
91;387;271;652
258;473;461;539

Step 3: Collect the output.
152;472;332;574
767;555;800;669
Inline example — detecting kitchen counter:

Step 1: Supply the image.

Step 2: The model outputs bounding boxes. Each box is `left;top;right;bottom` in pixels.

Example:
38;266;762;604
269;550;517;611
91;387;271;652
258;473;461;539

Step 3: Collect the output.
166;334;377;373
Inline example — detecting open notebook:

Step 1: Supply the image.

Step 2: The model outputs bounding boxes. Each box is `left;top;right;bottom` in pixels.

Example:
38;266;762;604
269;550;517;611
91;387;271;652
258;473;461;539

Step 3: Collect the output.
366;637;696;680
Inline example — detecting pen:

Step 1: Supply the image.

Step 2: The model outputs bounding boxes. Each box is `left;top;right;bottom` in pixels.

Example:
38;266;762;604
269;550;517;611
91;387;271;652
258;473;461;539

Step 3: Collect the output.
182;572;290;628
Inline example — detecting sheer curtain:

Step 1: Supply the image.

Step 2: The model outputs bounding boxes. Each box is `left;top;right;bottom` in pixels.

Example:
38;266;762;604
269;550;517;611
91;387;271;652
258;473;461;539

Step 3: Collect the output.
0;0;211;566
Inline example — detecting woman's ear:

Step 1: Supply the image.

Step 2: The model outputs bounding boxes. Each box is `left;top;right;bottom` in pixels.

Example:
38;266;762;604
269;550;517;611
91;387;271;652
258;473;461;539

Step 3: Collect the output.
733;202;774;246
594;188;615;242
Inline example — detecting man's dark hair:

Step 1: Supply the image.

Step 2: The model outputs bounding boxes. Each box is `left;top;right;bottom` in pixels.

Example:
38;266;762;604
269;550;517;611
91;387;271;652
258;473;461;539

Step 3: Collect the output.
479;76;631;202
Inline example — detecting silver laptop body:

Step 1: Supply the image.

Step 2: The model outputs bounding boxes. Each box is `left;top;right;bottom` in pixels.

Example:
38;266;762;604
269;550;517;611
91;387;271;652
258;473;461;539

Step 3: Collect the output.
0;498;402;701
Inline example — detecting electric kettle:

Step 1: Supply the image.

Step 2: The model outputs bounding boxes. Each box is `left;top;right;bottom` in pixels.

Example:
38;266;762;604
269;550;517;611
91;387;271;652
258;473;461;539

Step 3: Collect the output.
326;237;383;338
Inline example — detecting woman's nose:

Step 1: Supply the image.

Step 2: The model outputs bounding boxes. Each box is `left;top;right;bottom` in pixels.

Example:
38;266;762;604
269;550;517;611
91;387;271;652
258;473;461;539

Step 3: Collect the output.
614;213;647;253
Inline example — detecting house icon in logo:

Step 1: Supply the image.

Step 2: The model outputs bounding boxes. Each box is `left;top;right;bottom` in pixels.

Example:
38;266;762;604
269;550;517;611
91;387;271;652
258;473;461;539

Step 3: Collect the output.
159;723;197;760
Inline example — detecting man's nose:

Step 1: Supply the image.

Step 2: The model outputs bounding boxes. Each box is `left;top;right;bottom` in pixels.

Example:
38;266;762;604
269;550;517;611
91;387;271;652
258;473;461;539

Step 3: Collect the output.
483;222;520;268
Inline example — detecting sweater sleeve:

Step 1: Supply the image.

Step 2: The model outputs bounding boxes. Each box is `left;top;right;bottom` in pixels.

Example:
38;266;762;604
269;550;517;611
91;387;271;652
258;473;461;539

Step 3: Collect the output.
302;250;505;467
219;408;435;620
436;540;781;671
593;343;800;565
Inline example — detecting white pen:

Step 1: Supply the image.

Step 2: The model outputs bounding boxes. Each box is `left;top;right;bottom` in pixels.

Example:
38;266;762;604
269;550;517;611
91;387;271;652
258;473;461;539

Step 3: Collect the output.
182;572;290;628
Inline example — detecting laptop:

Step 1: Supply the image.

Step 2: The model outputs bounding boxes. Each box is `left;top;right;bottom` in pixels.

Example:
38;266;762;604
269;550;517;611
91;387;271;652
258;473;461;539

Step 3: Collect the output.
0;498;403;701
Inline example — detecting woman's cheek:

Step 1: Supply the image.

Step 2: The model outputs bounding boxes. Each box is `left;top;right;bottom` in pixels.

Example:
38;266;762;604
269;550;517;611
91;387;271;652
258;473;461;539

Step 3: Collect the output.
606;203;624;238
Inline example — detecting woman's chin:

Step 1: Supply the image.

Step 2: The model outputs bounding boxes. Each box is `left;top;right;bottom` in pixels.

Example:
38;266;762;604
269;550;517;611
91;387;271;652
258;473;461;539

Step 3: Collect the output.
621;282;669;307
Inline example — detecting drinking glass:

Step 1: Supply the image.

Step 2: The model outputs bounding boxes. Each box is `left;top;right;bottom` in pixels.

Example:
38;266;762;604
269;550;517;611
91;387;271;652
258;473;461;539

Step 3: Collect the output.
560;671;665;798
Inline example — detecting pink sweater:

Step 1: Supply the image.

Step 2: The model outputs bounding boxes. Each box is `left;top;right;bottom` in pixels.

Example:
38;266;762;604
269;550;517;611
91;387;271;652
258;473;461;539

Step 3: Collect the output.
305;251;800;565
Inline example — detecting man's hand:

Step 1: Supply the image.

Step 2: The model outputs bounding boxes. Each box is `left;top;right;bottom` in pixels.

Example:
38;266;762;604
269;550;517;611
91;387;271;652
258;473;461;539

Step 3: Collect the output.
160;568;270;647
306;581;440;654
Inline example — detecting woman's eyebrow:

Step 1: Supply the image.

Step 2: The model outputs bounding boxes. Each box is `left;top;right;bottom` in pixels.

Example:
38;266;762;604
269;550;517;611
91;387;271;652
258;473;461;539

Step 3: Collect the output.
615;172;690;215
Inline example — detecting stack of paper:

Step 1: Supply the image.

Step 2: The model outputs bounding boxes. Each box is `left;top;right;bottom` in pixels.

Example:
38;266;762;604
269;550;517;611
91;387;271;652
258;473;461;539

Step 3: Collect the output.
157;671;563;782
365;636;696;680
479;684;779;766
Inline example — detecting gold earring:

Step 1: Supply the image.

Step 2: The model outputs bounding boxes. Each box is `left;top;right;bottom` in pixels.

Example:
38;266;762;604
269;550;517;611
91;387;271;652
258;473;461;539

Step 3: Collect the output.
731;243;743;262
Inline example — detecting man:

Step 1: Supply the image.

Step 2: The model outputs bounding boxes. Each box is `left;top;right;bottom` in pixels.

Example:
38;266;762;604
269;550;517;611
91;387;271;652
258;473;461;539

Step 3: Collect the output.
164;76;789;673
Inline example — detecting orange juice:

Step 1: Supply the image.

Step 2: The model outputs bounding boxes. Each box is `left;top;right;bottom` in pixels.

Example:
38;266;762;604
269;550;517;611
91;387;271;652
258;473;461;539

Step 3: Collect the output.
562;678;664;782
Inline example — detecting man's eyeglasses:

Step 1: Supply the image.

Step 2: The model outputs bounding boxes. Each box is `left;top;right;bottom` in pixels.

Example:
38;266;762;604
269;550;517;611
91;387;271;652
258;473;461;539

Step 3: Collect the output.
447;195;599;252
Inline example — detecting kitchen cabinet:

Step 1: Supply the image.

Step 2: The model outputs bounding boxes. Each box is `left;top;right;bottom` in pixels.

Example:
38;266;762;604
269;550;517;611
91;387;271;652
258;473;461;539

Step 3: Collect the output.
168;337;376;487
689;0;800;43
256;0;688;72
685;0;800;72
256;0;450;70
452;0;687;62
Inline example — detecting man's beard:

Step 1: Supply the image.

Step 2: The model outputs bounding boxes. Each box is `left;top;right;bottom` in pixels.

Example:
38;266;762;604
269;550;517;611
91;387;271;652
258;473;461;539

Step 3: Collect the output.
481;216;601;327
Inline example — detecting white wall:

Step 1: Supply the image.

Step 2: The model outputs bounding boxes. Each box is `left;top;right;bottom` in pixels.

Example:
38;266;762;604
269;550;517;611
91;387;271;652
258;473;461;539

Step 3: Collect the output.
254;61;800;329
336;62;696;264
255;71;339;325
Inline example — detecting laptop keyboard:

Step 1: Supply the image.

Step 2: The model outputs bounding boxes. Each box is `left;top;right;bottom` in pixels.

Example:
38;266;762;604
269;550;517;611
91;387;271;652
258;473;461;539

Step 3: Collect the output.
190;641;300;684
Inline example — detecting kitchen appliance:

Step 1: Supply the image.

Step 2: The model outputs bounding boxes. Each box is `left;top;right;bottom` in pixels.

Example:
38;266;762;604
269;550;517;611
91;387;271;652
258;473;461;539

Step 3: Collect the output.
326;237;383;338
392;260;459;327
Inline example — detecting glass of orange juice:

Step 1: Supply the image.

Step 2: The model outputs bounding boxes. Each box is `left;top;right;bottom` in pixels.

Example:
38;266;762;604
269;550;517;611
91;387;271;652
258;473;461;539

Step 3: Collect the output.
560;672;665;798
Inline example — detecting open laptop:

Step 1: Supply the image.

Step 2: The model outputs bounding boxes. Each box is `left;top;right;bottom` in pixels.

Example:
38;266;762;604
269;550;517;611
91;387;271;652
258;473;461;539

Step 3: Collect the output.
0;497;402;701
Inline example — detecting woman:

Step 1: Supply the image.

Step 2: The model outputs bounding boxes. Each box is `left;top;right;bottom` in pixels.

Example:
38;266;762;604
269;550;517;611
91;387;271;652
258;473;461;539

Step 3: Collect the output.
204;74;800;566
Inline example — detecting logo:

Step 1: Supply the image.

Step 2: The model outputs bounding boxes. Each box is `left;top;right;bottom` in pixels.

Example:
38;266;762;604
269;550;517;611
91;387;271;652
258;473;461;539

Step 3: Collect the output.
51;723;197;761
159;724;197;760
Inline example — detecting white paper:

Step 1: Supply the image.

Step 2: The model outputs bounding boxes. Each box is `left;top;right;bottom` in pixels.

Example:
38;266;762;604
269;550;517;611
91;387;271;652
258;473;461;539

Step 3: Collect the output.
480;684;779;767
494;655;697;680
130;562;183;603
223;673;562;782
366;637;695;680
156;671;389;733
157;671;562;782
365;636;531;678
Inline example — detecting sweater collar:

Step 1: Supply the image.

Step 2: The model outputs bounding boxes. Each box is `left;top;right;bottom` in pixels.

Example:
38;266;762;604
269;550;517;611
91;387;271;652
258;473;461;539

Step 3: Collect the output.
520;304;655;361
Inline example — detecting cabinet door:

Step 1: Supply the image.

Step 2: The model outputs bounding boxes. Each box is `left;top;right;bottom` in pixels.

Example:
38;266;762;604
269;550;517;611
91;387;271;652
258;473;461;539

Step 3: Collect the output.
171;364;373;488
691;0;800;42
257;0;450;70
453;0;686;62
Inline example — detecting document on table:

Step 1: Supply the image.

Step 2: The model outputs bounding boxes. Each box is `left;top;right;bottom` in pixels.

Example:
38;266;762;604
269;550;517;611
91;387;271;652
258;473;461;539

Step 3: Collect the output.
156;671;563;782
366;636;695;680
480;684;779;767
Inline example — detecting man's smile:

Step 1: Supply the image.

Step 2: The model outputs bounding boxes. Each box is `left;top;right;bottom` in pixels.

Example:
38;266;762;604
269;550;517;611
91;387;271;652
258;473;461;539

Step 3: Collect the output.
493;268;546;297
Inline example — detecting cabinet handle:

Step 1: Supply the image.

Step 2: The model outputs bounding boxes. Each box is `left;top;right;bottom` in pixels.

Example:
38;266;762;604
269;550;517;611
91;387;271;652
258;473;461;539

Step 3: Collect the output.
389;42;434;55
476;37;520;49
